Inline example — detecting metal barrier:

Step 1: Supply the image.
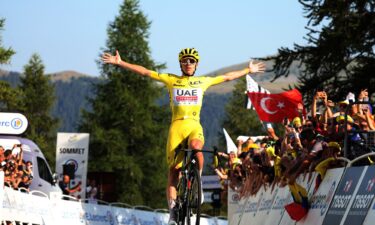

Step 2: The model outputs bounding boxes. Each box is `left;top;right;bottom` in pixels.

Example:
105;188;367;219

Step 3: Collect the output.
1;187;228;224
348;152;375;167
61;194;79;201
80;198;110;205
133;205;154;211
337;157;351;166
153;208;169;213
29;190;49;198
110;202;133;208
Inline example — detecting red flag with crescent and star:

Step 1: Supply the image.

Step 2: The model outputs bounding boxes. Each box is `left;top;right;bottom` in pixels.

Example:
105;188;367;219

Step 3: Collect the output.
247;89;304;123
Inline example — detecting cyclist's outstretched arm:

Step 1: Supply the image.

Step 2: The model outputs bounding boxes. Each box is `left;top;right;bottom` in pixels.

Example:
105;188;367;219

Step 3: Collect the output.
101;50;153;77
223;60;266;81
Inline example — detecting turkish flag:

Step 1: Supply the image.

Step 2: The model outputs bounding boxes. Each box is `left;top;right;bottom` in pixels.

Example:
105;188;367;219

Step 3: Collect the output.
247;89;303;123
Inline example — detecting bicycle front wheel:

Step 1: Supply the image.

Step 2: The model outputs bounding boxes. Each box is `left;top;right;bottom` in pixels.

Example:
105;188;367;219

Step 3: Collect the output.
186;165;201;225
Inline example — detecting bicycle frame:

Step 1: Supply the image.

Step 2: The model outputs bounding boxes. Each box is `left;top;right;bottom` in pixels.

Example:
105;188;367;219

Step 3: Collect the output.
175;147;217;225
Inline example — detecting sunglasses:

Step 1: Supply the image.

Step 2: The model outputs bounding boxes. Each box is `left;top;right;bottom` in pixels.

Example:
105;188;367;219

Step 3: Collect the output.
180;58;197;65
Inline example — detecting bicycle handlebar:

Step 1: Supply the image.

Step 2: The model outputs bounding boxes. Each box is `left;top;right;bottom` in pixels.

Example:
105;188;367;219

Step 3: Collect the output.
175;148;218;155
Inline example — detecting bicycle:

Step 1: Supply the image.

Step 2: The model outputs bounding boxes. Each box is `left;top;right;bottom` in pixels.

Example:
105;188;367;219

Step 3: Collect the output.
173;144;219;225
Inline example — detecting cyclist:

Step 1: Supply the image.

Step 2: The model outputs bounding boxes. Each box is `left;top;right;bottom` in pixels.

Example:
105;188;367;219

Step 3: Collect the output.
102;48;265;224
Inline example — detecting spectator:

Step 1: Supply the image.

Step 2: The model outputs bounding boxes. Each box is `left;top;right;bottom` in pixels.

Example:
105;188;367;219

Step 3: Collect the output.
59;175;81;200
87;179;98;202
313;141;343;192
218;90;375;203
0;146;5;170
13;174;32;192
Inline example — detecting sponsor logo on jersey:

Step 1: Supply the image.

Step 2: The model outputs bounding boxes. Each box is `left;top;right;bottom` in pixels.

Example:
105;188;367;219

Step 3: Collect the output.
173;88;202;105
189;80;203;87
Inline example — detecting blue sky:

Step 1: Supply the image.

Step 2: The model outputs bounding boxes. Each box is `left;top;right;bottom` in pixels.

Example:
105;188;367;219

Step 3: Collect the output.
0;0;308;76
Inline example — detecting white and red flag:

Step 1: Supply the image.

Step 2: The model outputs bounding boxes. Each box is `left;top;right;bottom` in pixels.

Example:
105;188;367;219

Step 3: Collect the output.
247;88;303;123
246;75;270;109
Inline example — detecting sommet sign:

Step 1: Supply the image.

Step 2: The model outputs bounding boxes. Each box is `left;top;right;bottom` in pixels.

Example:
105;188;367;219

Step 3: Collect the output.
0;113;28;135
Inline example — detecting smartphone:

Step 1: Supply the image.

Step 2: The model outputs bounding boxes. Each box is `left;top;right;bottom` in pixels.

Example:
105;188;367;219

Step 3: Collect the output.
283;117;288;126
362;104;369;111
362;97;370;110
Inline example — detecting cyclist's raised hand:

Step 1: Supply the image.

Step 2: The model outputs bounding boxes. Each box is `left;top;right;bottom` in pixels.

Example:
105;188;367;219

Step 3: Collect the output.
102;50;122;65
249;60;266;74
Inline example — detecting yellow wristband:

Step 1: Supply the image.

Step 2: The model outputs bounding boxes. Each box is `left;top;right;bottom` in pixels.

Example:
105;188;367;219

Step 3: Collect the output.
245;68;250;74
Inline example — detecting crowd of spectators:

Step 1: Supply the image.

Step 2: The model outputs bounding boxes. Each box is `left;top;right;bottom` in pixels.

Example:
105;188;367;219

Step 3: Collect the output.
215;89;375;199
1;142;98;202
0;144;33;192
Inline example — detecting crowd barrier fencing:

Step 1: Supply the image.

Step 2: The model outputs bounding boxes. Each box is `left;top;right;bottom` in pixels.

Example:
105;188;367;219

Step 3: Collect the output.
0;180;228;225
228;156;375;225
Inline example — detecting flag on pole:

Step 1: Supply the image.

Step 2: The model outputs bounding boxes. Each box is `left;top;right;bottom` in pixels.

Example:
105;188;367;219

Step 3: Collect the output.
247;89;303;123
223;128;237;154
246;75;270;110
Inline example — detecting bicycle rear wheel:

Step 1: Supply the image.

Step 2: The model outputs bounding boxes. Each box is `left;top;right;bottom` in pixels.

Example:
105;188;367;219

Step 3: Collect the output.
177;177;188;225
186;165;201;225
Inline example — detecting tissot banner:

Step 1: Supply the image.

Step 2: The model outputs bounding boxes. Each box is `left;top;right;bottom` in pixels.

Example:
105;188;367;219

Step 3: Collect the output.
56;133;89;199
322;166;366;225
298;168;344;225
343;166;375;225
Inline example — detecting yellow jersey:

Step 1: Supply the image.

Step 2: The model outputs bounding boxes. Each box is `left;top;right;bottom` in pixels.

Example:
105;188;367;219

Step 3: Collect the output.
150;71;226;122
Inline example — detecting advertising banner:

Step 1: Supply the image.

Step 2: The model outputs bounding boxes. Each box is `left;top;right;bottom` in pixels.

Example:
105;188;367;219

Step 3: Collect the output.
322;166;366;225
363;193;375;225
276;192;294;225
297;167;344;225
81;203;115;225
263;185;290;225
1;186;228;225
52;198;85;225
279;173;317;224
228;184;240;224
202;175;222;189
134;208;167;225
0;171;3;210
2;187;51;224
254;185;280;225
239;188;264;225
56;133;89;199
0;112;28;135
230;193;248;225
343;166;375;225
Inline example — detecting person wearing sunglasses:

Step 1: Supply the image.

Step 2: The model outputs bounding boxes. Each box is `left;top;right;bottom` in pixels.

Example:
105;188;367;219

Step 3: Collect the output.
102;48;265;225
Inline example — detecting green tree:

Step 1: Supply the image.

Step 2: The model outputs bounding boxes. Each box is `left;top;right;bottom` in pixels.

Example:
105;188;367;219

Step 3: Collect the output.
0;81;22;111
0;18;15;64
79;0;168;207
0;18;18;110
267;0;375;102
19;54;59;166
221;77;265;145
